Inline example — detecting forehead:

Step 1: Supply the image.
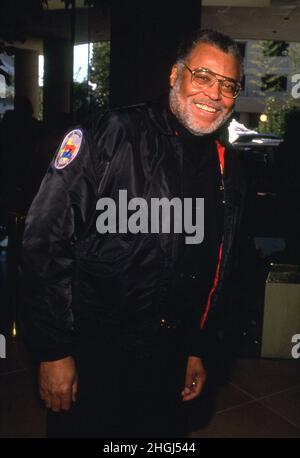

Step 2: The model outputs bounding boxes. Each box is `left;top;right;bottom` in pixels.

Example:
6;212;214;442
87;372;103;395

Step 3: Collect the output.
186;43;240;80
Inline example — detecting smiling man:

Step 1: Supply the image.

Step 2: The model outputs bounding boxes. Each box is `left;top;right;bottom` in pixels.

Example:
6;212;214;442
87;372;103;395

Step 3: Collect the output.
169;36;241;135
21;29;245;438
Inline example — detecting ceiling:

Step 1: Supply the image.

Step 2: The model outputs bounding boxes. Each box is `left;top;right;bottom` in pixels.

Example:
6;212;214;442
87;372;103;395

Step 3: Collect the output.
202;4;300;42
2;1;300;49
46;0;300;43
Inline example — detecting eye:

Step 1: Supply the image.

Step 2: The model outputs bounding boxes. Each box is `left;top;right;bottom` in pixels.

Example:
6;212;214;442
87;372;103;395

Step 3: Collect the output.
222;81;236;93
194;72;213;84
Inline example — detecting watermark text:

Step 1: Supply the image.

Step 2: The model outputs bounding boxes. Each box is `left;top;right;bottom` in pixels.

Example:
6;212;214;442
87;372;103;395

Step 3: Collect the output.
291;74;300;99
291;334;300;359
96;190;204;244
0;334;6;359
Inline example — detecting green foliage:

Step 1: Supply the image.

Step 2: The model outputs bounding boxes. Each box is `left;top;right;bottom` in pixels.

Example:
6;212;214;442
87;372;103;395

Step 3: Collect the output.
38;86;43;120
257;96;299;136
288;43;300;74
261;40;289;58
72;79;98;121
250;40;300;135
73;79;89;112
72;41;110;117
248;40;287;97
89;41;110;109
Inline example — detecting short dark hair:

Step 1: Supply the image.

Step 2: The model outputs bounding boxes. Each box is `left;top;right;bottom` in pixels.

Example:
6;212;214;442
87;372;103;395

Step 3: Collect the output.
176;29;243;76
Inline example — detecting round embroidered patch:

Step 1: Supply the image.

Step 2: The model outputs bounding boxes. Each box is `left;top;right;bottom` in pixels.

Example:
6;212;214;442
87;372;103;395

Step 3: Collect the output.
55;129;83;169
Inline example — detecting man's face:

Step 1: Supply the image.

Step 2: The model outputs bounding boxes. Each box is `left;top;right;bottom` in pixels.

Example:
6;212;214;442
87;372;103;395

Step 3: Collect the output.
169;43;240;135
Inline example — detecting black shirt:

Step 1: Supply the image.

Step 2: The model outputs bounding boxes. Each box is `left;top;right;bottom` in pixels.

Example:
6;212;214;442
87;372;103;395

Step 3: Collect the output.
168;113;224;325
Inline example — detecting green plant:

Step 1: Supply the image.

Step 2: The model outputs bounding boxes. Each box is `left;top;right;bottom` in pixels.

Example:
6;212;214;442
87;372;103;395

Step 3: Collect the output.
89;41;110;109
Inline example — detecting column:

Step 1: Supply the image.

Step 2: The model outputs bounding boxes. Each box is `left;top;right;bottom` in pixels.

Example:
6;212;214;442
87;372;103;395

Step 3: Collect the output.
110;0;202;107
15;49;39;118
43;38;73;124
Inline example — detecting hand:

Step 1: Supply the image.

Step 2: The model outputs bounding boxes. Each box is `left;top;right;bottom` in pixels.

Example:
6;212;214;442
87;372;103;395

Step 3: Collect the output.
39;356;78;412
181;355;206;402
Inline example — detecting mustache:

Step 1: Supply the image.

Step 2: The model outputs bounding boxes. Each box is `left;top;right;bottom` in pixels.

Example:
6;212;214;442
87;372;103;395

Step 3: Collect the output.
192;99;223;111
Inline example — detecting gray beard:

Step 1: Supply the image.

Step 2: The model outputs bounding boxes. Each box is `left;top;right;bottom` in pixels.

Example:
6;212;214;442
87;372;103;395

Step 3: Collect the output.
169;83;233;136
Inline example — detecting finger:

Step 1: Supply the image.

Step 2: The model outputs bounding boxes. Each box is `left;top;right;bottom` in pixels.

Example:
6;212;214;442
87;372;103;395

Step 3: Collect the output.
39;383;48;399
181;386;191;396
182;371;194;393
44;396;52;409
182;384;196;401
60;390;73;411
50;395;63;412
40;387;51;406
197;374;206;392
182;385;198;401
181;368;196;395
184;370;193;385
182;391;198;402
182;376;205;401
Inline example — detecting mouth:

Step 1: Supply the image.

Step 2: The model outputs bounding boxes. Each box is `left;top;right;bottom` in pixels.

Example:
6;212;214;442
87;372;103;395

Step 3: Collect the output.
194;102;219;113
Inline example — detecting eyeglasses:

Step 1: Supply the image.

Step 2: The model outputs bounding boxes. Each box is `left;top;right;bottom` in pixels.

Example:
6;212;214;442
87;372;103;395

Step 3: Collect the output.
183;64;241;99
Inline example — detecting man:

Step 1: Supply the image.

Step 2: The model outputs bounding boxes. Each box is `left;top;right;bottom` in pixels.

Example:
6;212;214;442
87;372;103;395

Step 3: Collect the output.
21;29;245;437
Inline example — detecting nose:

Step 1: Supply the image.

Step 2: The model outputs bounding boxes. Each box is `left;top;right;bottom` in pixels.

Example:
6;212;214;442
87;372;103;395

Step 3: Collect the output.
202;80;222;101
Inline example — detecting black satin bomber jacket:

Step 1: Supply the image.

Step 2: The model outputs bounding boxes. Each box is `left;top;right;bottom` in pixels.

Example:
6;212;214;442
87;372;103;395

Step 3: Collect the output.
21;97;246;362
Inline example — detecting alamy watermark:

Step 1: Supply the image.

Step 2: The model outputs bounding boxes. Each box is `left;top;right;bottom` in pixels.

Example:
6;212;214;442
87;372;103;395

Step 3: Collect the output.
291;334;300;359
0;75;6;98
291;74;300;99
96;190;204;244
0;334;6;359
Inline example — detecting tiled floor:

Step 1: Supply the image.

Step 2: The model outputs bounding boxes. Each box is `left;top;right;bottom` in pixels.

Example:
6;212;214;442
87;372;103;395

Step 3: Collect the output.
188;358;300;438
0;339;45;438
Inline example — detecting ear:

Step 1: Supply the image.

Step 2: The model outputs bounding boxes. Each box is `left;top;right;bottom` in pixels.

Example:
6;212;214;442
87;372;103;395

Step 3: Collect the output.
169;65;178;88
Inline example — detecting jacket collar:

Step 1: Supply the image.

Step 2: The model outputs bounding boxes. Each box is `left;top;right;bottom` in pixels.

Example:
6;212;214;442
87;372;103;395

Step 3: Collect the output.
147;94;232;145
147;95;175;136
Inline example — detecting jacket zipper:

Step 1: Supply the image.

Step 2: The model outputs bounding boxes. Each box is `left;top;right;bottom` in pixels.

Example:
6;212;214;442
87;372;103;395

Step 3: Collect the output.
200;140;225;329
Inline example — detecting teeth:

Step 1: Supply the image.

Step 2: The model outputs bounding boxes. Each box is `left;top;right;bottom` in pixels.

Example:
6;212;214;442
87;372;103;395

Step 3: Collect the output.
195;103;217;113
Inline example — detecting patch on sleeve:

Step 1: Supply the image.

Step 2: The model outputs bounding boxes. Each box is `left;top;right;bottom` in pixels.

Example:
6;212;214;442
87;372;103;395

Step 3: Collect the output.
55;129;83;169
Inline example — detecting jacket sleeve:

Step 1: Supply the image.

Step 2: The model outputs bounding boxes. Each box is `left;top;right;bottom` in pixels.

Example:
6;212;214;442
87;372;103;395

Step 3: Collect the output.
185;314;215;359
20;127;99;362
